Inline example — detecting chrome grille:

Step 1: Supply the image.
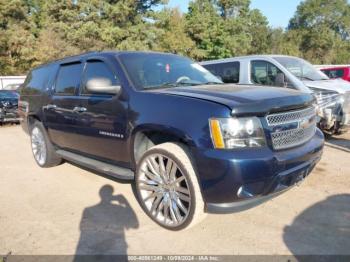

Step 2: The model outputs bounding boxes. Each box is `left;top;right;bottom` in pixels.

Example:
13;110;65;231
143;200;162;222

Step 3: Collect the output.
267;106;317;150
271;125;316;150
266;106;316;126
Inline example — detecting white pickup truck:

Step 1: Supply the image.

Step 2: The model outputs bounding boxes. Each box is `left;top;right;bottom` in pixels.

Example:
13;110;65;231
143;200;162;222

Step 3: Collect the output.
201;55;350;135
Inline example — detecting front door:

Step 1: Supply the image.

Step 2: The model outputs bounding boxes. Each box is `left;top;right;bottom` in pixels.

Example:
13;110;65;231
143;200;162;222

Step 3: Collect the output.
73;59;129;166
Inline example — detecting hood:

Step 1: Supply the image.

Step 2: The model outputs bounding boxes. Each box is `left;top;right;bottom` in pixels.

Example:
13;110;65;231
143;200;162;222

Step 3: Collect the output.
152;84;314;116
0;97;18;108
304;79;350;94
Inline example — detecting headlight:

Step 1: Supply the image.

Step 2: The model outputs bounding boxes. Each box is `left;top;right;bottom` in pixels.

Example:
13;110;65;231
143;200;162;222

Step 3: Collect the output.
209;117;266;149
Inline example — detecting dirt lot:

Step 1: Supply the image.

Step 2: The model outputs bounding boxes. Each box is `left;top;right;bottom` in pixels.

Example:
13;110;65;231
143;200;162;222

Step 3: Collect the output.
0;125;349;255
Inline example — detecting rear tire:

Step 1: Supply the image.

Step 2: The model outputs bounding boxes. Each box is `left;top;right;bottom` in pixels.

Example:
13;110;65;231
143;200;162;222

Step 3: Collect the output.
135;142;206;230
30;121;62;168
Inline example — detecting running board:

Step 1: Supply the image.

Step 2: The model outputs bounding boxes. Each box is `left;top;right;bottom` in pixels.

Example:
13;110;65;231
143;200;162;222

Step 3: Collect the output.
56;150;134;181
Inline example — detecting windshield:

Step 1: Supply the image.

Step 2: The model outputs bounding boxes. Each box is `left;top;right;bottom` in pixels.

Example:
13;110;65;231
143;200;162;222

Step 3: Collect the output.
0;91;19;99
119;53;222;90
4;84;21;91
273;57;329;81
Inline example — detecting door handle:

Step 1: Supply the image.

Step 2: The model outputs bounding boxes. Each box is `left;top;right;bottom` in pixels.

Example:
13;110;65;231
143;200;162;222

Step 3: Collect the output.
45;104;57;110
73;106;87;113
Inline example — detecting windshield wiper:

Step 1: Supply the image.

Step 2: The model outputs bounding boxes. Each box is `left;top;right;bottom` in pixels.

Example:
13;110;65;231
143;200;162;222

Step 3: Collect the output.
146;83;181;90
200;81;222;85
146;81;222;90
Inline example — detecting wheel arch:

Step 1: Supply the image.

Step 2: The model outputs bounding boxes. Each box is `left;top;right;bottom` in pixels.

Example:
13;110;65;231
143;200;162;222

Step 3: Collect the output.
27;114;42;130
130;124;196;169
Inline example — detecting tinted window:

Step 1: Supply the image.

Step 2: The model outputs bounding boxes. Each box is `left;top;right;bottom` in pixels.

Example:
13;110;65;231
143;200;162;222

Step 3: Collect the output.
118;53;221;90
82;60;119;94
55;63;83;95
23;65;56;95
322;69;345;79
251;60;287;87
203;62;240;83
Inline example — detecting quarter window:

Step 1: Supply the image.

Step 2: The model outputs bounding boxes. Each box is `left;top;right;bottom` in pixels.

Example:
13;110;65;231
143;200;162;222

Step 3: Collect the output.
251;60;286;87
82;60;119;94
23;65;57;95
55;63;83;95
203;62;240;83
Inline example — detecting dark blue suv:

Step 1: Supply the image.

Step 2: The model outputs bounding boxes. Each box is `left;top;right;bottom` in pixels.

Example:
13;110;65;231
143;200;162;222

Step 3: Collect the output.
19;51;324;230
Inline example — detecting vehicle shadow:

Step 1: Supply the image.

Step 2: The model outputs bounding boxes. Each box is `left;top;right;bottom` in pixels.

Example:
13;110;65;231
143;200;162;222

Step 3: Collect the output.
74;185;139;261
283;194;350;255
325;135;350;152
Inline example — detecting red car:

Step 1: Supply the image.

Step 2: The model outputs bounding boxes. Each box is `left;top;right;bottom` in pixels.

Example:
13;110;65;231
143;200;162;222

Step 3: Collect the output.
321;66;350;82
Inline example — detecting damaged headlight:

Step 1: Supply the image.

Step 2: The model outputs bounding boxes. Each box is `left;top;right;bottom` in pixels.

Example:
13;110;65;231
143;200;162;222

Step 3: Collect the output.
310;88;342;110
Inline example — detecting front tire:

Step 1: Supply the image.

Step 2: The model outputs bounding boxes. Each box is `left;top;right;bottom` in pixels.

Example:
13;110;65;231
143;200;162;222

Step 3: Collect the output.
135;142;206;230
30;121;62;168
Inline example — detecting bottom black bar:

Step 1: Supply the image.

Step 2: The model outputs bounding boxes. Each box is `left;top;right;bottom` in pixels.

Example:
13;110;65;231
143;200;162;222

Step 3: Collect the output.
2;255;350;262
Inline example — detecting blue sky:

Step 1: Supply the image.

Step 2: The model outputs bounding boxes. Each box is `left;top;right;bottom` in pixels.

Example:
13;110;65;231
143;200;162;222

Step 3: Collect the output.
165;0;302;29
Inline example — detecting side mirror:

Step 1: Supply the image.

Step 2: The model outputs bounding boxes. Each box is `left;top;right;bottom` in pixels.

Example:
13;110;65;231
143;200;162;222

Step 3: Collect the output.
86;78;121;95
275;73;287;87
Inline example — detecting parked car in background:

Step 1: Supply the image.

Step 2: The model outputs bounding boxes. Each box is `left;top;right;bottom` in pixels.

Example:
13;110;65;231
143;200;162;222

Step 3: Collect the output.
201;55;350;135
320;66;350;82
0;90;20;125
0;76;26;90
19;51;323;230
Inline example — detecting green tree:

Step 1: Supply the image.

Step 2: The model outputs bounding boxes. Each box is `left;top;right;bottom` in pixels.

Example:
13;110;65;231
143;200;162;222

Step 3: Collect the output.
288;0;350;63
186;0;227;60
216;0;250;19
154;8;195;56
0;0;36;74
267;28;302;57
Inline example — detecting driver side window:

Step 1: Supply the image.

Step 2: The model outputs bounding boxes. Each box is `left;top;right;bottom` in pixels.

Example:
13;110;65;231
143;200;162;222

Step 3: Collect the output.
251;60;287;87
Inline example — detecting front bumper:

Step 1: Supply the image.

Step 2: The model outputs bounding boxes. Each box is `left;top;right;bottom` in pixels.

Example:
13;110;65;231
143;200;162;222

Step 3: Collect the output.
317;95;350;132
206;157;319;213
0;108;20;123
192;129;324;212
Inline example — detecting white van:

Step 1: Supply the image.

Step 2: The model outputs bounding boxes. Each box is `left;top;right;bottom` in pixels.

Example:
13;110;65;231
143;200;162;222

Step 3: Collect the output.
201;55;350;135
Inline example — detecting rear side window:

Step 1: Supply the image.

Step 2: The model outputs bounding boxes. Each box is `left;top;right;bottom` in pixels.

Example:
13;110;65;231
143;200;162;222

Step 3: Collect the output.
82;60;119;95
23;65;56;95
55;63;83;95
203;62;240;83
322;69;345;79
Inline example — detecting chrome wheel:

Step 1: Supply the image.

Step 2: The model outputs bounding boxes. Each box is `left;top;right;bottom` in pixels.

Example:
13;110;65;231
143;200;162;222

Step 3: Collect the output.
137;154;192;228
31;126;47;166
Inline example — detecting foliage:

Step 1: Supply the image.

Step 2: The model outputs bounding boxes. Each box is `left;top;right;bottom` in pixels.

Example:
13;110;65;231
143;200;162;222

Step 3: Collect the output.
1;0;350;75
288;0;350;63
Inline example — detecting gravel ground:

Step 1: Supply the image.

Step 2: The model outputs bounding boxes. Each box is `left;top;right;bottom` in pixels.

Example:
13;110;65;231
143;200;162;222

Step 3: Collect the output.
0;125;349;255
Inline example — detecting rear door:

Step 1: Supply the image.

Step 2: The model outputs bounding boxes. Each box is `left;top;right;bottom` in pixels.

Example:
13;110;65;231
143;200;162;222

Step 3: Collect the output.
73;58;129;165
45;62;84;150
